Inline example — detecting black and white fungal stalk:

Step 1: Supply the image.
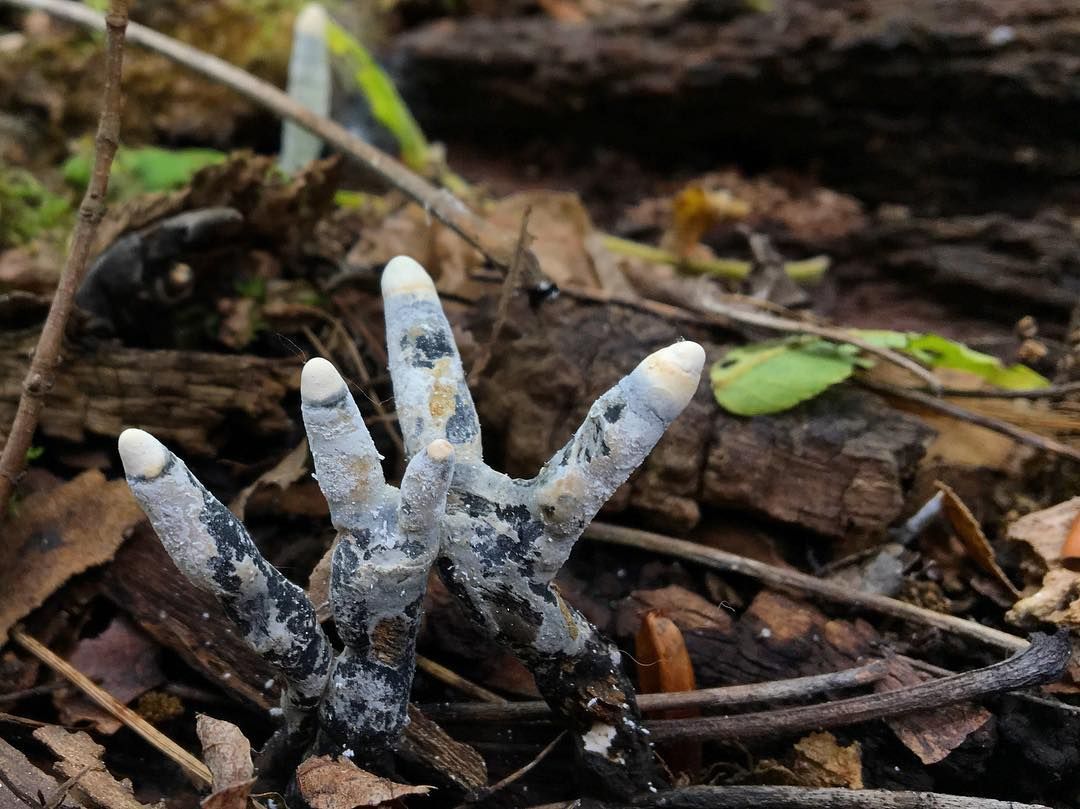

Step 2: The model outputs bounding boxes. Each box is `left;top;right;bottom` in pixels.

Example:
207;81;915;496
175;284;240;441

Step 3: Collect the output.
119;255;703;794
118;386;454;758
381;256;705;794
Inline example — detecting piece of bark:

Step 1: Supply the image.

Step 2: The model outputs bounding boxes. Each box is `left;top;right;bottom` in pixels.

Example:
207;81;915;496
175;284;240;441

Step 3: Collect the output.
32;727;159;809
463;295;932;539
0;331;300;458
876;658;992;765
195;716;255;809
0;737;84;809
395;2;1080;209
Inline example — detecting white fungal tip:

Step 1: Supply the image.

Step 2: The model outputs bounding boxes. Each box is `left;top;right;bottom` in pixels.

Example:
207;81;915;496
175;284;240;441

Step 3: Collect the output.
426;438;454;462
295;3;328;35
302;357;346;404
381;255;436;298
118;428;169;479
635;341;705;415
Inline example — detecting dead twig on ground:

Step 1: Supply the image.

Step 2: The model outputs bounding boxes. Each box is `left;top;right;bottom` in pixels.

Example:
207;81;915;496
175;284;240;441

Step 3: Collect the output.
3;0;549;288
620;786;1054;809
415;656;508;705
647;631;1069;742
0;0;130;512
462;731;567;805
10;628;213;786
422;660;888;722
860;380;1080;463
584;523;1029;653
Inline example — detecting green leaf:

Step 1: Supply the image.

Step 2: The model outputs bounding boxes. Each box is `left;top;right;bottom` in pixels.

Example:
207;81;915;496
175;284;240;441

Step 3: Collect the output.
902;333;1048;390
710;338;857;416
324;20;430;172
63;145;226;199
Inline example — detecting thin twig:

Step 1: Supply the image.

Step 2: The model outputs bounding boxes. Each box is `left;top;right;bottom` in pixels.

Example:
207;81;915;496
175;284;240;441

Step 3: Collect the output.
3;0;544;284
920;380;1080;400
44;762;99;809
469;207;532;385
463;731;567;805
861;379;1080;463
0;0;129;511
10;629;212;786
646;631;1068;743
623;785;1054;809
422;660;888;722
415;655;508;705
584;523;1029;653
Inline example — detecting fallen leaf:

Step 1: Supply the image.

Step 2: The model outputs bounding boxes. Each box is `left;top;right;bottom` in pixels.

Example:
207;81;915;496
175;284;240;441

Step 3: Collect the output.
296;755;432;809
230;439;311;520
56;616;164;734
936;481;1021;599
33;726;160;809
791;732;863;789
877;658;991;764
663;184;749;256
196;715;254;809
635;611;701;774
0;470;145;643
1007;498;1080;632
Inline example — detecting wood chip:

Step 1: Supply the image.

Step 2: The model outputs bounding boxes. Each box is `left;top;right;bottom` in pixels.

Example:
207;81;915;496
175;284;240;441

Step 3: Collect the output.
32;727;160;809
791;732;864;789
0;737;84;809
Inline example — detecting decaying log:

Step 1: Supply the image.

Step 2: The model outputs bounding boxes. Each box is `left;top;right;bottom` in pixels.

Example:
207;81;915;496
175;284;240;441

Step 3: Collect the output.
0;331;300;457
395;0;1080;209
462;295;934;539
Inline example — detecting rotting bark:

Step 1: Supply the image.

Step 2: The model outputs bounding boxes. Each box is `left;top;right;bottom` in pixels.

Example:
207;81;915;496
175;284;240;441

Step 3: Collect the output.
0;331;301;457
394;1;1080;210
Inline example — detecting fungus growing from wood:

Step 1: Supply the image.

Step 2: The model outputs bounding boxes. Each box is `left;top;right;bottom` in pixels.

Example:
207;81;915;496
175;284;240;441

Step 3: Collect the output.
120;255;704;795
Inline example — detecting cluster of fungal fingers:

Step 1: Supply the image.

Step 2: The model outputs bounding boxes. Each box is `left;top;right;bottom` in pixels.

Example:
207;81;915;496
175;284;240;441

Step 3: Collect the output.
120;254;704;796
118;359;454;761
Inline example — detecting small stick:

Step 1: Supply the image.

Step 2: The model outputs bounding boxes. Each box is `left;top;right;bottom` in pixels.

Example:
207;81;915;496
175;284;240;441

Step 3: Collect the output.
469;207;532;385
422;660;888;722
415;655;508;705
584;522;1029;653
10;629;213;786
646;631;1069;743
860;379;1080;463
45;762;99;809
0;0;130;511
623;785;1054;809
463;731;567;805
2;0;544;283
918;380;1080;400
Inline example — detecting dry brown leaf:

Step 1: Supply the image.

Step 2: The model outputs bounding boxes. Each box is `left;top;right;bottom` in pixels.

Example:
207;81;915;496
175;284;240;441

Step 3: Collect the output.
33;726;160;809
877;658;991;764
230;439;310;520
635;612;696;698
615;585;734;638
663;184;750;256
195;715;254;809
487;191;600;291
0;470;145;643
1007;498;1080;631
635;611;701;774
56;616;164;734
296;756;432;809
936;481;1021;599
791;732;864;789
